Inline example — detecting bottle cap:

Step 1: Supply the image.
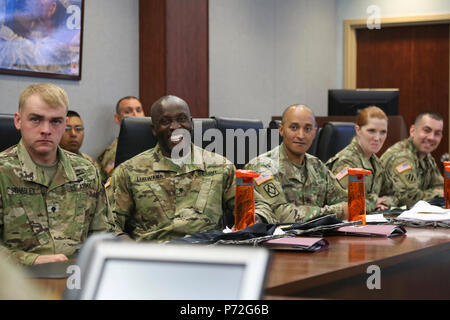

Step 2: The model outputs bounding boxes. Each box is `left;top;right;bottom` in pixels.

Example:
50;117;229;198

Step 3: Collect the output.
348;168;372;175
236;169;260;178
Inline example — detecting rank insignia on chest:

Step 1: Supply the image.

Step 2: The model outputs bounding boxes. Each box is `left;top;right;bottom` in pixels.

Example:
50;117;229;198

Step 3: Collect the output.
395;162;412;173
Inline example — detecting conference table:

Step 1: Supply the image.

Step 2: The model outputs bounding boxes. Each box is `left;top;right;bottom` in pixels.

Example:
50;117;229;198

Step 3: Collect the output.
28;226;450;300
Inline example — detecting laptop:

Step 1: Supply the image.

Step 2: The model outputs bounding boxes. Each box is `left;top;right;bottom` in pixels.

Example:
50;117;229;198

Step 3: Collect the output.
64;234;270;300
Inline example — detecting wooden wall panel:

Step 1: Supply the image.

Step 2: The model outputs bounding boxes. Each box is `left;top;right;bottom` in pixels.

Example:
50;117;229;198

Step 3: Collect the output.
139;0;209;117
357;24;449;163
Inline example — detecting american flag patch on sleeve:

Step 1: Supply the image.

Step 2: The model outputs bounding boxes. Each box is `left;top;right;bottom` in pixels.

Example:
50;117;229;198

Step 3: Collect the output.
335;168;348;181
395;162;412;173
254;171;273;186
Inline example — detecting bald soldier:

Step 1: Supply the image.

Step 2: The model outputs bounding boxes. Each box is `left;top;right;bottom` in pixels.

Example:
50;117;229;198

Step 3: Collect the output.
97;96;145;182
381;111;444;208
0;83;113;265
245;105;348;224
109;95;236;241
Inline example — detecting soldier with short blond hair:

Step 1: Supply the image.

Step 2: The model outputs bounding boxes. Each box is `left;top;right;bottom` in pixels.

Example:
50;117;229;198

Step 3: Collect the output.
0;83;113;265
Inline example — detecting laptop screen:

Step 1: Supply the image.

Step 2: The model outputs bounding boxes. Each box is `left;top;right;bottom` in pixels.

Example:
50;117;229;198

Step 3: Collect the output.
94;259;246;300
72;239;270;300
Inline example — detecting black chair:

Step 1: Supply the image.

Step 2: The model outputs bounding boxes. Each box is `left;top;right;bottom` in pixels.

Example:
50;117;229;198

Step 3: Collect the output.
115;117;157;168
266;119;321;157
213;116;264;169
0;114;21;152
191;118;218;149
316;122;355;163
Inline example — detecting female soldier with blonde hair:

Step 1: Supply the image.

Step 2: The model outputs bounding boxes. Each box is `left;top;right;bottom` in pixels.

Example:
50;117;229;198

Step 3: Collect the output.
326;106;397;212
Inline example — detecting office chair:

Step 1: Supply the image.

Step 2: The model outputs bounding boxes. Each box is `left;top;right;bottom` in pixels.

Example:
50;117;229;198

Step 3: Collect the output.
316;122;355;163
0;114;21;152
213;116;264;169
191;118;218;149
115;116;157;168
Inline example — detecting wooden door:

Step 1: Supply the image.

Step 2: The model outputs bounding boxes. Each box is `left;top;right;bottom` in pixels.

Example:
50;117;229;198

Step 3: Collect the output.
356;24;449;164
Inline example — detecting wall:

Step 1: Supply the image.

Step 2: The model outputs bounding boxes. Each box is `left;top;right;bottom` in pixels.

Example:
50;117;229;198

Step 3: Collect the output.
0;0;139;158
336;0;450;88
209;0;338;123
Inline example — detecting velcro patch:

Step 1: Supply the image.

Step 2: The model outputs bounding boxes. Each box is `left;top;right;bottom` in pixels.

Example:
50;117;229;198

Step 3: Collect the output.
254;171;273;186
104;177;112;189
335;168;348;181
395;162;412;174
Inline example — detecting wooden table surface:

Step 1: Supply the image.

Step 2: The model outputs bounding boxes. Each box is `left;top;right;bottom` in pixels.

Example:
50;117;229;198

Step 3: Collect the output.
265;227;450;299
29;227;450;300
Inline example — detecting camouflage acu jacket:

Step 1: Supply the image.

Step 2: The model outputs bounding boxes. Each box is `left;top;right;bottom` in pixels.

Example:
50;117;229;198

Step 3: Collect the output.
109;143;236;242
97;138;117;183
0;141;113;265
326;137;397;211
380;137;444;208
244;144;347;224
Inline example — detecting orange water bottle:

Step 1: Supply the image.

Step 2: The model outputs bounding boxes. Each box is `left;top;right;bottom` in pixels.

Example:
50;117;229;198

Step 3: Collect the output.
348;168;372;225
445;165;450;209
234;170;260;231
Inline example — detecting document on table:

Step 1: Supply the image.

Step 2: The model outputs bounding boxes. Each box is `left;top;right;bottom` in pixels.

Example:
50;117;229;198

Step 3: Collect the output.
397;201;450;222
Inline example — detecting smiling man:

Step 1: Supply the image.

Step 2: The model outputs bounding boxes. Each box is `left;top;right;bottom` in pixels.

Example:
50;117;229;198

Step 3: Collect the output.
109;95;236;242
0;83;113;265
244;104;348;224
381;111;444;208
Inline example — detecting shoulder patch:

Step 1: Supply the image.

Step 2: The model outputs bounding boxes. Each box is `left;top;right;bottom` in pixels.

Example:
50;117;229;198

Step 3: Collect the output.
335;168;348;181
254;171;273;186
395;162;412;174
104;177;112;189
263;182;280;198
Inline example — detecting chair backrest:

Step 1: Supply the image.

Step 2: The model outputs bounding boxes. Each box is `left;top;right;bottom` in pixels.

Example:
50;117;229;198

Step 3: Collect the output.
115;117;157;168
191;118;218;149
213;116;264;169
316;121;355;163
0;114;21;152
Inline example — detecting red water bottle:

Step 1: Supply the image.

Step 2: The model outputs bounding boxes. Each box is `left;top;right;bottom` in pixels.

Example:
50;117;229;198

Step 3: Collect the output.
444;165;450;209
348;168;372;225
234;170;260;231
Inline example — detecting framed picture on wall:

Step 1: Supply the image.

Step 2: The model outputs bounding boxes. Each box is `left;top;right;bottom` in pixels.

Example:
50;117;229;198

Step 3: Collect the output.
0;0;84;80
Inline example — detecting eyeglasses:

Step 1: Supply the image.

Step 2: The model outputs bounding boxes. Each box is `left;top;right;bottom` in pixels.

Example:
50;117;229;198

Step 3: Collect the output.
65;125;84;132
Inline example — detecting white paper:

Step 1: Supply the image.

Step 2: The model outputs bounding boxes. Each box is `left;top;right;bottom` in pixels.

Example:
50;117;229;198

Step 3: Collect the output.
366;214;388;223
397;201;450;222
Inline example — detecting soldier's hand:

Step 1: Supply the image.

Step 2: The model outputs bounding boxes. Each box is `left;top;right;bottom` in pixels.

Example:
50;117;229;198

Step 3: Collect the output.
341;202;349;220
375;197;388;211
34;254;69;265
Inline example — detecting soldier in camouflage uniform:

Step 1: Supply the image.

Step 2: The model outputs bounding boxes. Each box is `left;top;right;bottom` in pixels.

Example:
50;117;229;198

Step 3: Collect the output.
326;106;397;212
0;83;113;265
59;110;101;172
244;105;348;224
381;111;444;208
97;96;145;183
109;95;236;242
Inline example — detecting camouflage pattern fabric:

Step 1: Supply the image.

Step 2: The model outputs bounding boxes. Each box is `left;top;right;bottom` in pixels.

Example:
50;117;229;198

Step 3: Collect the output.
109;143;236;242
79;151;102;176
326;137;397;212
97;138;117;183
0;140;114;265
380;137;444;208
244;144;347;224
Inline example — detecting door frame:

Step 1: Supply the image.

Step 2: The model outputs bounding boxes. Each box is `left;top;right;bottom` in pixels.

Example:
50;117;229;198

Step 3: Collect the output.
343;14;450;151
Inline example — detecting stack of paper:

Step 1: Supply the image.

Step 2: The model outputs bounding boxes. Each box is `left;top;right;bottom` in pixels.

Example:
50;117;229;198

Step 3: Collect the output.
397;201;450;222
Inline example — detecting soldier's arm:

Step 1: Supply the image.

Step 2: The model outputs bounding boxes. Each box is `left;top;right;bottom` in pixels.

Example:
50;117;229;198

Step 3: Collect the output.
388;157;439;207
0;191;39;265
87;166;115;235
108;166;134;236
